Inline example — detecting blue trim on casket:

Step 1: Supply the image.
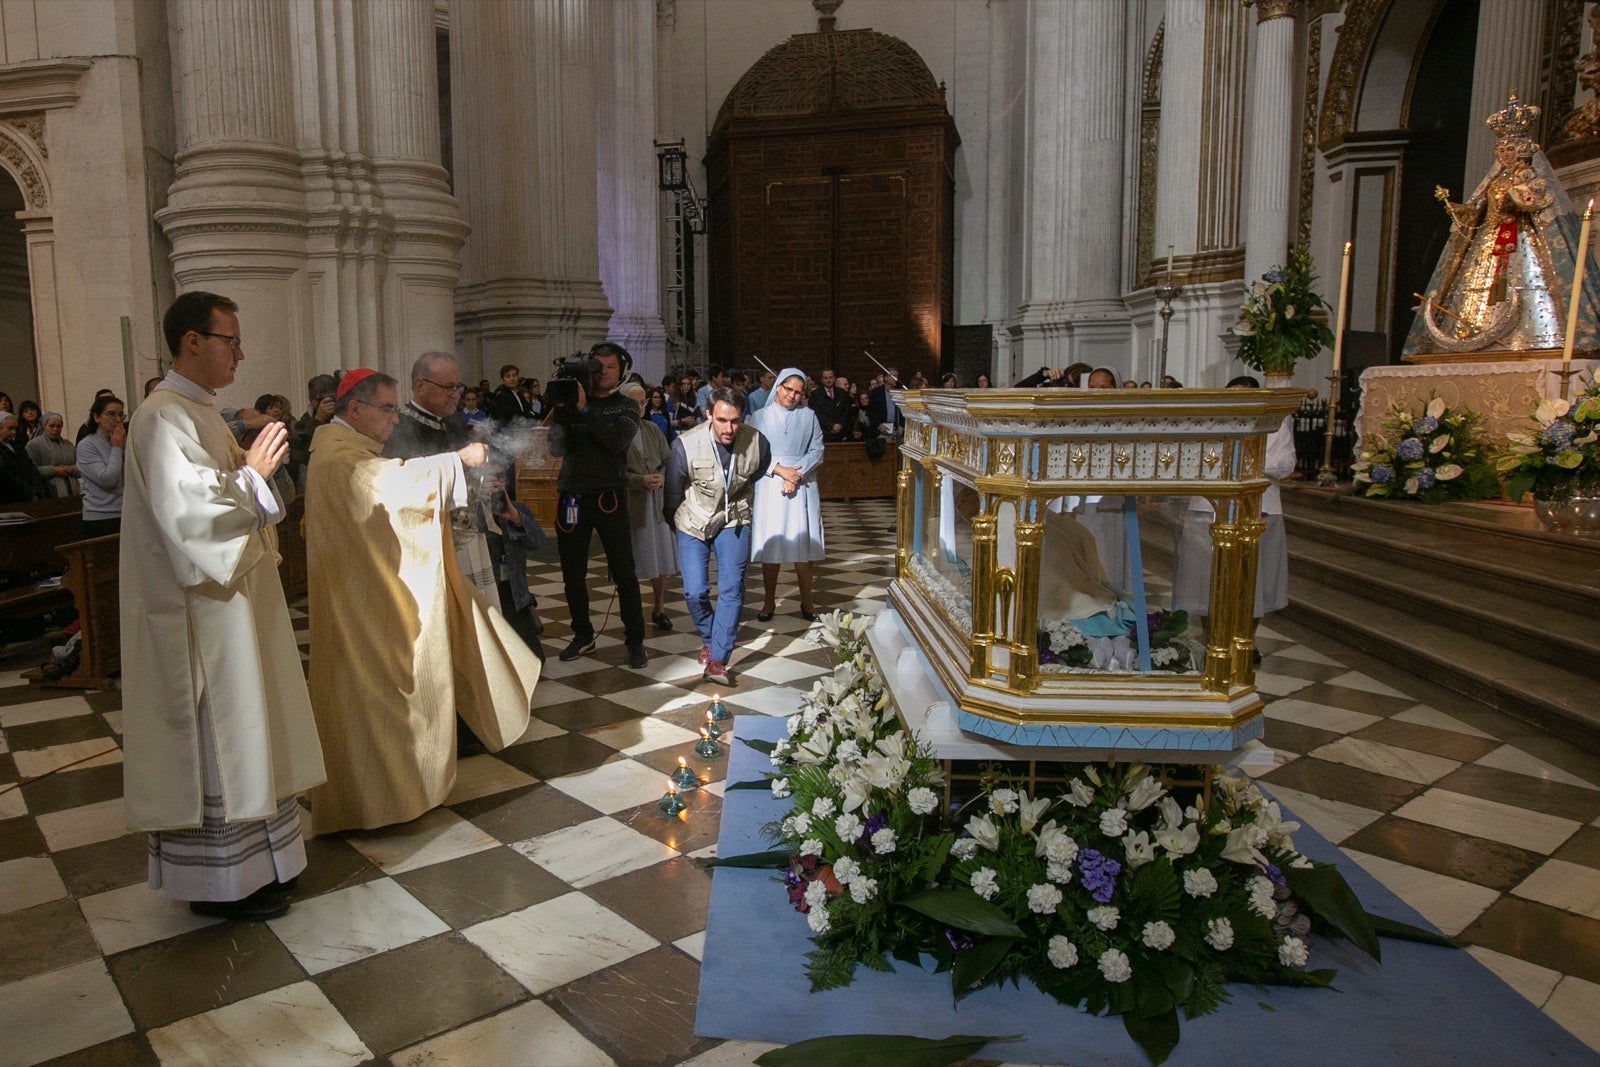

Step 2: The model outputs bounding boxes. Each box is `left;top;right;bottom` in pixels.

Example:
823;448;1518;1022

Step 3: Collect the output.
954;707;1265;752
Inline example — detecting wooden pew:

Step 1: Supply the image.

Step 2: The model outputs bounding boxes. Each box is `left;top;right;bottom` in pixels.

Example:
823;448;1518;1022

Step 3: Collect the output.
27;533;122;690
816;440;900;500
0;497;89;625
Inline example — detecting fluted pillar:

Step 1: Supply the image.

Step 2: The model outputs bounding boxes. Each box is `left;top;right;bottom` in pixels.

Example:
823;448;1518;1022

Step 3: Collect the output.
1242;1;1297;284
598;0;669;383
451;0;612;376
362;0;468;375
158;0;309;402
1463;0;1547;186
1150;0;1249;387
1009;0;1129;372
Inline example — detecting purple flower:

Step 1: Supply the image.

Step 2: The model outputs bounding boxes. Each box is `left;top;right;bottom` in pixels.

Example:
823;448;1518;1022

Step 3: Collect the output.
1262;862;1286;887
1079;849;1123;904
863;812;890;839
1540;420;1577;450
945;928;976;953
1397;438;1424;462
1415;467;1436;490
1412;415;1439;436
1371;464;1394;484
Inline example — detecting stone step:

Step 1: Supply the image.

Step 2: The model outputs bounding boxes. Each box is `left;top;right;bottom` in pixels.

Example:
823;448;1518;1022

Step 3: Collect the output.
1286;536;1600;677
1281;570;1600;750
1283;507;1598;617
1281;486;1600;584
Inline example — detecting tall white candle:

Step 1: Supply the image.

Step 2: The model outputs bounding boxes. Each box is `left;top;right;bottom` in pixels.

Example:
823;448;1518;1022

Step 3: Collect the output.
1330;241;1352;378
1562;199;1593;365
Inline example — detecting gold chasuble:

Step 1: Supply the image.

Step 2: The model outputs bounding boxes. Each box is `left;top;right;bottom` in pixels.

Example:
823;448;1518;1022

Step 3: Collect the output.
305;421;539;834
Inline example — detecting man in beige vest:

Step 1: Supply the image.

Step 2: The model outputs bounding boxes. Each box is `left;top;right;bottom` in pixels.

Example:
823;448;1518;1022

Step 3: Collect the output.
663;387;774;686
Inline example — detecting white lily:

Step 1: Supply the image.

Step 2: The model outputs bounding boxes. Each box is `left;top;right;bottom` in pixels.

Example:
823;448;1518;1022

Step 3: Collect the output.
966;813;1001;851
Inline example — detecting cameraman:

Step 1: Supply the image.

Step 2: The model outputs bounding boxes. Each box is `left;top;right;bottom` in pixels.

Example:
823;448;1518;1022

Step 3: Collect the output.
547;342;648;668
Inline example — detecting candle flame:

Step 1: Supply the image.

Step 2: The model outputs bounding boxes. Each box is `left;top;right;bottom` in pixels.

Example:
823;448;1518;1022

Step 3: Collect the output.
1343;241;1352;253
677;756;687;768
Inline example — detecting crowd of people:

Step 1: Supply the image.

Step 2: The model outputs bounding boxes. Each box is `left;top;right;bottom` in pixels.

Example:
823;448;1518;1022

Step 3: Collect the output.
6;315;1293;925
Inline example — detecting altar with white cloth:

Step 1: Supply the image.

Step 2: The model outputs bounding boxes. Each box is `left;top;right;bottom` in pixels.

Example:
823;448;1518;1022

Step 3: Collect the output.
1357;356;1600;453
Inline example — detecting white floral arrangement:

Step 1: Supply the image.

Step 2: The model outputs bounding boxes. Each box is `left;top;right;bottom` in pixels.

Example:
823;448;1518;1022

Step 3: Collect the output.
720;611;1448;1066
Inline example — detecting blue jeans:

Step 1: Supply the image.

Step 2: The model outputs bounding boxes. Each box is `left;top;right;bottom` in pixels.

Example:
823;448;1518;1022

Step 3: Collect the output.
676;524;751;663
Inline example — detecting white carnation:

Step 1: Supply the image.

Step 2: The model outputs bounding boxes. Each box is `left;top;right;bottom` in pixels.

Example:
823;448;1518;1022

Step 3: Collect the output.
1047;935;1079;969
989;788;1020;814
1205;917;1234;950
1142;920;1175;951
849;877;879;905
907;787;939;815
1046;860;1075;884
804;880;828;908
799;838;823;857
950;838;979;861
1248;875;1277;918
871;828;898;855
831;856;860;885
812;796;836;818
1098;948;1132;983
1183;868;1218;898
1088;905;1120;931
1026;883;1063;914
791;813;811;835
806;905;831;933
1278;935;1309;967
771;777;791;799
834;813;863;842
1099;808;1129;837
970;867;999;900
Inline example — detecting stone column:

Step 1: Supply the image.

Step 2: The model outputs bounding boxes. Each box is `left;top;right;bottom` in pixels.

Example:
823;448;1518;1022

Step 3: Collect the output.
158;0;309;402
1009;0;1129;372
362;0;468;376
1242;0;1297;284
598;0;669;383
1462;0;1547;186
1150;0;1249;388
451;0;612;378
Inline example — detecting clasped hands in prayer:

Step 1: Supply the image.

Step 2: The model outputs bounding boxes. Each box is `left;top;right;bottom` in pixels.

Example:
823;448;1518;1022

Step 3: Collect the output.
772;463;802;497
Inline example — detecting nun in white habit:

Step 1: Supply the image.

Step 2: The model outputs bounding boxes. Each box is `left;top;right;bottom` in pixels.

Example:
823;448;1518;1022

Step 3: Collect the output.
748;367;826;621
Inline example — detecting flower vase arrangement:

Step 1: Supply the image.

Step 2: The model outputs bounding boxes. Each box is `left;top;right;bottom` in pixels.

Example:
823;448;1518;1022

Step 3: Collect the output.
1038;610;1203;673
1232;247;1335;380
1350;395;1500;503
1497;377;1600;535
711;612;1453;1066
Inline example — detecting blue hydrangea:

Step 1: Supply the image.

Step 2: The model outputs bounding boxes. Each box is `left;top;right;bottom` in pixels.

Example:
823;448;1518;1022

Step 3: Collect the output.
1397;437;1425;462
1079;849;1123;904
1540;420;1577;451
1415;467;1437;490
1263;269;1284;283
1412;415;1439;436
1371;464;1394;484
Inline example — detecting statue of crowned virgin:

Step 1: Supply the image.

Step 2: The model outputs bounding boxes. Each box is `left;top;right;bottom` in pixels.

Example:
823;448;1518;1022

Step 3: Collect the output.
1406;91;1600;357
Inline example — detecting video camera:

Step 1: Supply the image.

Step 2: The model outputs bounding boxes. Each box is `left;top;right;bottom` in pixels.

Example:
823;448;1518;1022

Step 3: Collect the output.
543;351;599;410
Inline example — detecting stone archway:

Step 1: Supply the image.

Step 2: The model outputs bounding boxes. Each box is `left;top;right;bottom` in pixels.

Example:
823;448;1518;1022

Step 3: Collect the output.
0;108;70;419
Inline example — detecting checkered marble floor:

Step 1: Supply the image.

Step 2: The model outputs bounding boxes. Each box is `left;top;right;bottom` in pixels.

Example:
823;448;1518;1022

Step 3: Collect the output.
2;498;1598;1065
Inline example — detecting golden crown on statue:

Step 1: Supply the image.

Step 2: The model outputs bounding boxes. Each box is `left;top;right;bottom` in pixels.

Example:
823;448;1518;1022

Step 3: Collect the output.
1488;90;1541;153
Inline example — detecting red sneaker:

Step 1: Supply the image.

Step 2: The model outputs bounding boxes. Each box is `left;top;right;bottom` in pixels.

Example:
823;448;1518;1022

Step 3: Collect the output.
697;646;711;666
703;660;733;687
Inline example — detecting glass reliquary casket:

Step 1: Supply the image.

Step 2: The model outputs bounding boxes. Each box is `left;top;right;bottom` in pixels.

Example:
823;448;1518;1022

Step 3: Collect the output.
876;387;1303;760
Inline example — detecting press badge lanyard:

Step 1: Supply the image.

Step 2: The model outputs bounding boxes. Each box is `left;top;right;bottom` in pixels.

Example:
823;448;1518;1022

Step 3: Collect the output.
718;441;736;527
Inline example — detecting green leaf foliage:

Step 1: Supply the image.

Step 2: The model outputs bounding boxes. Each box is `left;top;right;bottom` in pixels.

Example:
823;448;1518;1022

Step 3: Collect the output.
724;778;774;790
1123;1007;1181;1067
1126;857;1181;923
753;1033;1019;1067
742;738;778;755
951;937;1014;998
1367;912;1460;948
694;849;791;870
1282;862;1380;962
898;888;1026;938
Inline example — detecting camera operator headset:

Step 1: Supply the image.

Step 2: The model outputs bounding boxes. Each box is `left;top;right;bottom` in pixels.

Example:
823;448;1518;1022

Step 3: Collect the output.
545;340;650;668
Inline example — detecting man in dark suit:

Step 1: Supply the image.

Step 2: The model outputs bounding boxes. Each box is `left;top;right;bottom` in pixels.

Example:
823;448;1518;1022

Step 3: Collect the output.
867;366;902;436
486;364;531;424
809;368;853;442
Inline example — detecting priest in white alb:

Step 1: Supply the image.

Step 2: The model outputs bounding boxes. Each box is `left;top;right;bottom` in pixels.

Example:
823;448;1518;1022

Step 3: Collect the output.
304;369;540;834
121;291;326;923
